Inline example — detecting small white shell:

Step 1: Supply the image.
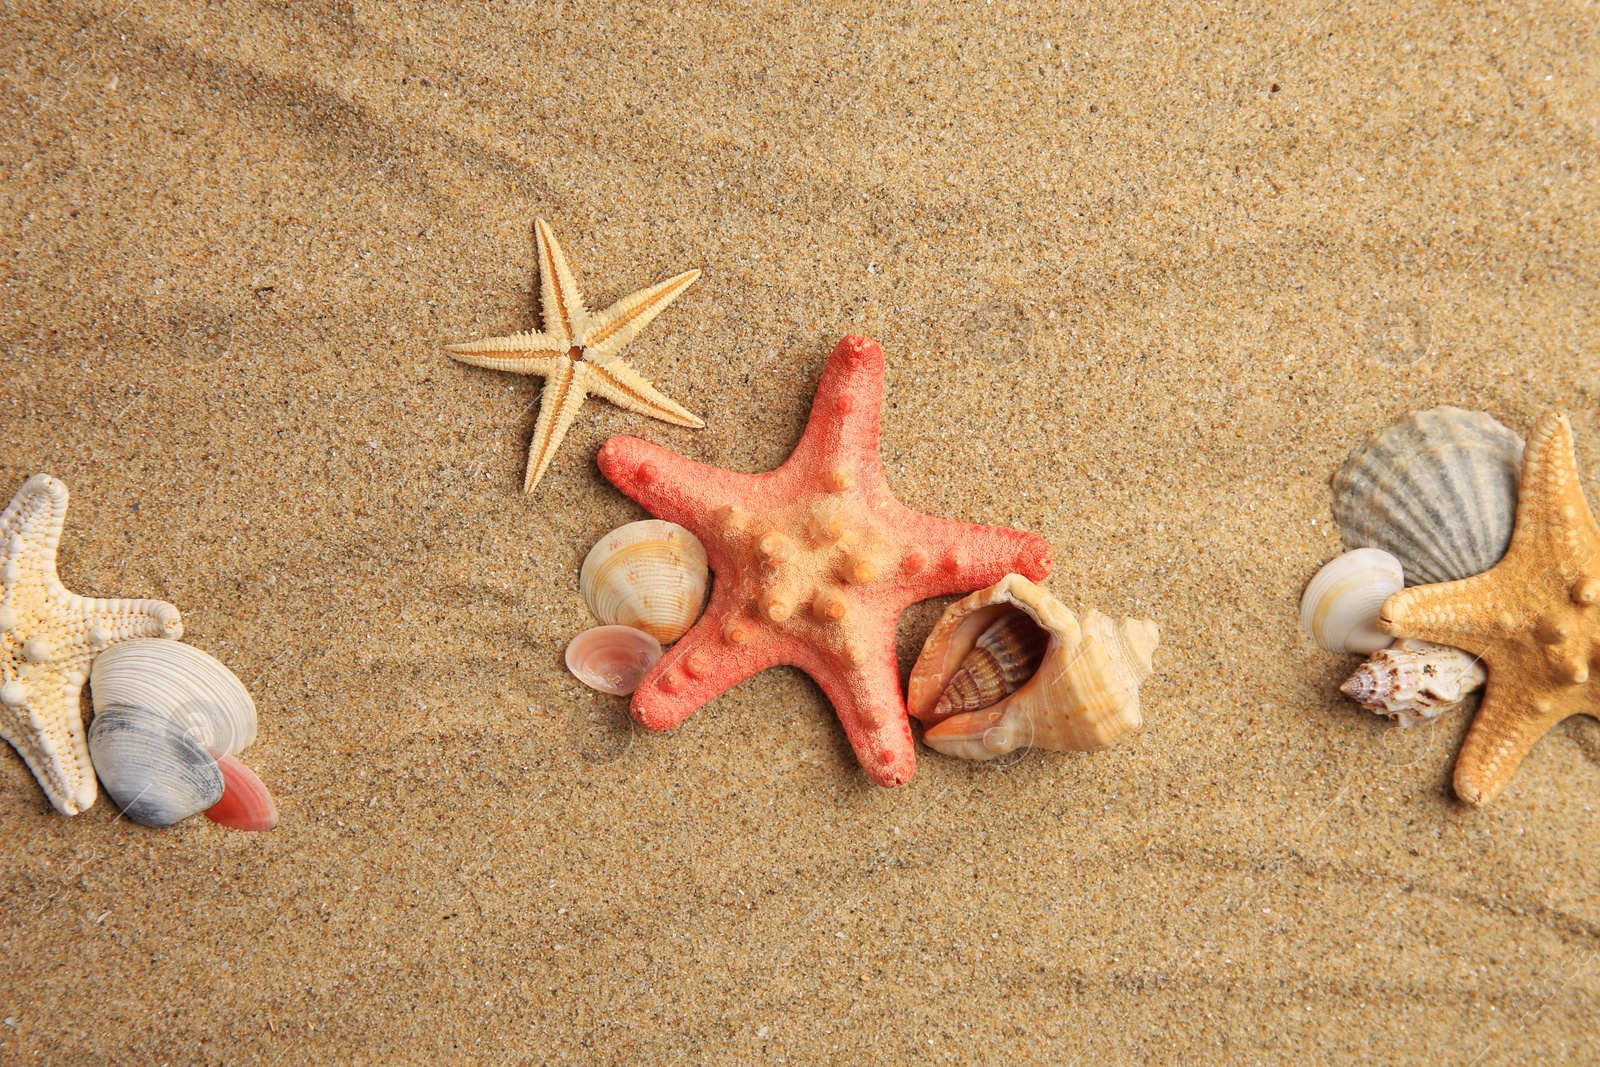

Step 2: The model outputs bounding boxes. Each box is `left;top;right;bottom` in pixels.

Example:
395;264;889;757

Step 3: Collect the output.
580;520;708;644
88;639;256;757
87;706;223;827
1340;637;1487;727
565;625;662;696
1299;548;1404;654
1331;406;1524;585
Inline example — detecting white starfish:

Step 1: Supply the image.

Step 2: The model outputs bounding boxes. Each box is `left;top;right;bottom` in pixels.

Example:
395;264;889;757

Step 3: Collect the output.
0;474;183;815
446;219;705;492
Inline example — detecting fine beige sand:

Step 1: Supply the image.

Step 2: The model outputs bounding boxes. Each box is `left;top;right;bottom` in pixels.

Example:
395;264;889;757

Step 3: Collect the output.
4;2;1598;1063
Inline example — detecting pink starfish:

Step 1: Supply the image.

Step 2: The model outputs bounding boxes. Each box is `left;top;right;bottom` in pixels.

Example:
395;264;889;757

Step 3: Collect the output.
597;335;1053;786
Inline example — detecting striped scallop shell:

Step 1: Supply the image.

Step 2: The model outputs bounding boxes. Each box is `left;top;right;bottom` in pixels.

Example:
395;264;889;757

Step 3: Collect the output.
1331;407;1523;586
580;520;708;644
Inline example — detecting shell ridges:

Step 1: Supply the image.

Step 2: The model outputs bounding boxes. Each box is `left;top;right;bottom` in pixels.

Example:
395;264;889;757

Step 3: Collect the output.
580;520;709;644
1331;406;1524;586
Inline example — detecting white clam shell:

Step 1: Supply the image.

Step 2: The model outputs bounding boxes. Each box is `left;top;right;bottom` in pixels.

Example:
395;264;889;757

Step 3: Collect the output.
1299;548;1405;654
1331;406;1524;585
88;639;256;757
565;625;663;696
87;706;224;827
579;520;708;644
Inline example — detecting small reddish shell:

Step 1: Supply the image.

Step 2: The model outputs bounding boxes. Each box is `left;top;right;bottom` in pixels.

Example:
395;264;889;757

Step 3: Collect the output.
565;625;663;696
204;753;279;832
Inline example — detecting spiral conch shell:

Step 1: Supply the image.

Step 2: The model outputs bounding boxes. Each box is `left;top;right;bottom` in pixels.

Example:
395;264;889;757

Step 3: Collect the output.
1340;638;1486;728
1331;406;1523;586
580;520;708;644
1299;548;1404;654
908;574;1159;760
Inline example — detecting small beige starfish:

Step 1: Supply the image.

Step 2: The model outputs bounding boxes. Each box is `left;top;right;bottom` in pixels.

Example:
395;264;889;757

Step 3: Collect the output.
0;474;183;815
446;219;705;491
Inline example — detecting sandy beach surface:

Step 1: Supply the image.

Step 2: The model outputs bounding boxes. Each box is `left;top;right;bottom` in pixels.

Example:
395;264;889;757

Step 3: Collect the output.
3;1;1598;1063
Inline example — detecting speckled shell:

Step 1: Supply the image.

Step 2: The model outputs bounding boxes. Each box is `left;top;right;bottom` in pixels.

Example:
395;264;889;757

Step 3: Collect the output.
1340;637;1486;728
1299;548;1404;654
1332;406;1524;586
580;520;709;644
908;574;1158;760
87;706;223;827
565;625;663;696
89;639;256;757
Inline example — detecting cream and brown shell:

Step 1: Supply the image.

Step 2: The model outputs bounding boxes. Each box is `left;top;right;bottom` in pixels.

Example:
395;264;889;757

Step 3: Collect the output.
1340;637;1486;728
579;520;709;644
907;574;1159;760
1331;406;1524;586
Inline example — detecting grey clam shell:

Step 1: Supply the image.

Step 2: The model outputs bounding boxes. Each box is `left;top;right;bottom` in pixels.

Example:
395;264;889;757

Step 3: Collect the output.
87;706;224;827
1331;406;1524;586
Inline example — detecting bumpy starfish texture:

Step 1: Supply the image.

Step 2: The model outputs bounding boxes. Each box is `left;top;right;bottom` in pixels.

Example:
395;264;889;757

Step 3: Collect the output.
0;474;183;815
597;335;1054;787
1378;412;1600;806
446;218;704;491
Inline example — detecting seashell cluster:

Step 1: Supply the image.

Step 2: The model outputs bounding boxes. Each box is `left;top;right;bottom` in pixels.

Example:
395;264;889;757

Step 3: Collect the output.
1331;406;1523;586
908;574;1159;760
1341;638;1487;728
565;625;662;696
87;639;277;830
580;520;708;644
1299;548;1404;654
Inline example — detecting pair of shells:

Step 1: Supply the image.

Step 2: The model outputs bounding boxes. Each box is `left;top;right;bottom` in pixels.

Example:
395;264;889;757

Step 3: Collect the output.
1300;553;1489;724
87;639;277;830
908;574;1160;760
567;520;709;696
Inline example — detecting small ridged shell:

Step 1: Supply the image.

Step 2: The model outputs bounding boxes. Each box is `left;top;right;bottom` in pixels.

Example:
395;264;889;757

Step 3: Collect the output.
87;706;223;827
1299;548;1404;654
204;753;279;831
908;575;1159;760
1331;406;1523;585
565;625;663;696
580;520;709;644
931;611;1049;719
1340;637;1487;728
89;639;256;757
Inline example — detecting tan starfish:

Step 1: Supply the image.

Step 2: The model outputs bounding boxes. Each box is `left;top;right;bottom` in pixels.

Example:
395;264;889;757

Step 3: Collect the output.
0;474;183;815
1378;412;1600;806
445;219;704;491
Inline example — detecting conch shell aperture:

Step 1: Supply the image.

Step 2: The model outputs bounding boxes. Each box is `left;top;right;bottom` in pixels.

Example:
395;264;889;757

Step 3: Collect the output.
908;574;1159;760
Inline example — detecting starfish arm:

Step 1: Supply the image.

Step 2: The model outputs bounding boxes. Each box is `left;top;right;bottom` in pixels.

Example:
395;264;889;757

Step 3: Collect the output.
444;335;568;375
1452;685;1569;806
597;435;769;535
780;335;890;478
793;644;918;788
581;269;701;365
0;473;66;546
629;608;784;730
1377;574;1507;656
523;362;592;492
584;360;705;429
0;665;94;815
888;510;1054;602
534;218;586;344
1512;412;1600;568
